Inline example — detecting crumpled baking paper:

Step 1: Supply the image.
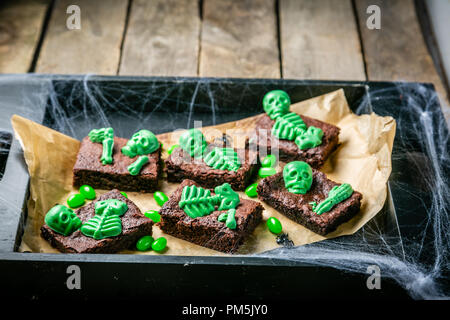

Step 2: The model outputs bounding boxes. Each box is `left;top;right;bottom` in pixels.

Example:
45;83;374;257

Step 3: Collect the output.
11;89;396;255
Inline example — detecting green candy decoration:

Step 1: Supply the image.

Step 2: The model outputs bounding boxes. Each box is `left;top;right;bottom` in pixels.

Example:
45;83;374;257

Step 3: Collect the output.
154;191;169;206
45;205;82;236
263;90;291;120
245;183;258;198
258;167;277;178
283;161;313;194
122;130;159;158
88;127;114;165
178;183;240;219
144;210;161;223
120;191;128;198
79;185;96;200
295;126;324;150
311;183;353;215
179;128;207;159
127;155;149;176
167;144;179;155
261;154;277;168
67;194;85;208
267;217;282;234
271;112;307;141
80;199;128;240
152;237;167;252
204;147;241;171
136;235;154;251
218;208;237;230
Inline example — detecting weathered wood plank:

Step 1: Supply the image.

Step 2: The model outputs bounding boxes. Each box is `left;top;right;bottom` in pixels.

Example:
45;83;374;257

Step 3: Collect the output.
35;0;128;74
355;0;450;109
279;0;365;80
199;0;280;78
0;0;50;73
119;0;200;76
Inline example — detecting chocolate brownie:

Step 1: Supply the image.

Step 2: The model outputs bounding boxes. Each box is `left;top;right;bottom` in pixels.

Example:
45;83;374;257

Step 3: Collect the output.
257;171;362;235
41;189;153;253
159;179;263;253
165;144;259;191
251;114;340;168
73;136;161;192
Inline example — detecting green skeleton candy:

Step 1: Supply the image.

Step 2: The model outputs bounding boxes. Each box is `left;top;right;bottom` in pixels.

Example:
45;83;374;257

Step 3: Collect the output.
217;208;237;230
263;90;291;120
204;147;241;171
178;183;240;219
121;130;159;175
179;128;207;159
295;126;324;150
283;161;313;194
271;112;307;141
45;204;82;236
80;199;128;240
310;183;353;215
88;127;114;165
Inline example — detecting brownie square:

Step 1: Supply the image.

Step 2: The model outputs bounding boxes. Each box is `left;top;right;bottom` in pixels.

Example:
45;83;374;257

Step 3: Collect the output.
41;189;153;253
73;136;162;192
251;114;340;168
164;144;259;191
159;179;263;253
257;171;362;235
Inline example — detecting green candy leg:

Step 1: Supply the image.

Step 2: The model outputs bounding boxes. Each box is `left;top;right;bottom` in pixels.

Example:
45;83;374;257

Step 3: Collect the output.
101;137;114;165
88;128;114;165
127;155;149;175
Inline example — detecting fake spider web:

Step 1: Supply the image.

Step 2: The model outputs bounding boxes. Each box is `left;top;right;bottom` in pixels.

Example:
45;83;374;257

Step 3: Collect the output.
0;74;448;299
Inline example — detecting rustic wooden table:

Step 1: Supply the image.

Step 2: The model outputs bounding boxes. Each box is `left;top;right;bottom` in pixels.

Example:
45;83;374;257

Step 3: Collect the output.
0;0;448;119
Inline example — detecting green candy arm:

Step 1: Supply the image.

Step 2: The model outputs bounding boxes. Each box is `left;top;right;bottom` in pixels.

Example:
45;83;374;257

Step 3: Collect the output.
313;183;353;215
101;137;114;165
225;209;237;229
127;155;149;175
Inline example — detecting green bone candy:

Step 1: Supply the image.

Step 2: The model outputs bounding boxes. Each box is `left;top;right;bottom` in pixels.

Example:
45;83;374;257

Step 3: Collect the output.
80;199;128;240
154;191;169;206
144;210;161;223
204;147;241;171
261;154;277;168
217;208;237;229
45;205;82;236
79;185;96;200
179;128;207;159
127;155;149;176
245;183;258;198
295;126;324;150
312;183;354;215
151;237;167;252
67;194;85;208
271;112;307;141
88;127;114;165
136;235;154;251
267;217;282;234
263;90;291;120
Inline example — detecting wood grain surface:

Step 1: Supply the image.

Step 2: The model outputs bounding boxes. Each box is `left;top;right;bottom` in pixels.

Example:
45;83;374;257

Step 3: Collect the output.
35;0;128;75
119;0;201;76
0;0;49;73
279;0;366;80
199;0;280;78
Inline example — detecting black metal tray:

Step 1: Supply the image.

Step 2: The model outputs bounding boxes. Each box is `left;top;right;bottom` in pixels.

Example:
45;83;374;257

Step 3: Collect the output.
0;75;448;301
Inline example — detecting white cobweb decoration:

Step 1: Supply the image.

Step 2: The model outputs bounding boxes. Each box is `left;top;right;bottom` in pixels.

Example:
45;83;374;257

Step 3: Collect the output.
0;74;448;299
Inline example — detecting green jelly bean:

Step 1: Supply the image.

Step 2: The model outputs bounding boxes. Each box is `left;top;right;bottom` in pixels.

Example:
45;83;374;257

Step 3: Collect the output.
261;154;277;168
67;193;85;208
258;167;277;178
120;191;128;198
144;210;161;223
167;144;180;155
154;191;168;206
245;183;258;198
136;235;154;251
151;237;167;252
79;185;96;200
267;217;282;234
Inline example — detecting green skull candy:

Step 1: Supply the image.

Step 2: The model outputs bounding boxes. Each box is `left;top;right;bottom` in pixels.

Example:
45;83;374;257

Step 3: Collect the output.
283;161;313;194
45;205;82;236
179;128;207;159
263;90;291;120
122;130;159;158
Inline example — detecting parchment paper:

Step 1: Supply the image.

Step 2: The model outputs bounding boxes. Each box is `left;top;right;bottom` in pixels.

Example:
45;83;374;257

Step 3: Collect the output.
12;89;396;255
